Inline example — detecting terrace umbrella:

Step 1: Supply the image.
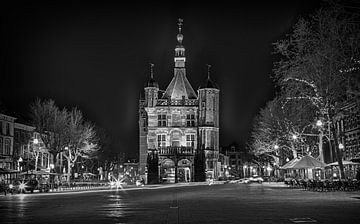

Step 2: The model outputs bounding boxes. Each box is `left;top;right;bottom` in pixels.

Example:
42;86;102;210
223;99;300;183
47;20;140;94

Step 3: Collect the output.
280;157;300;169
291;155;327;169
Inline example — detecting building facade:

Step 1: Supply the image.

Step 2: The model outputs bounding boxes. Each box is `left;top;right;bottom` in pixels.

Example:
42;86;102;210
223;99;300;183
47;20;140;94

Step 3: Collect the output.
139;20;220;184
336;102;360;161
0;113;16;171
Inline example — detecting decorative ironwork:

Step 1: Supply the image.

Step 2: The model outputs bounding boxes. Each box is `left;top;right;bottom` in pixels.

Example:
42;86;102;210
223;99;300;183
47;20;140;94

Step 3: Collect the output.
158;146;195;156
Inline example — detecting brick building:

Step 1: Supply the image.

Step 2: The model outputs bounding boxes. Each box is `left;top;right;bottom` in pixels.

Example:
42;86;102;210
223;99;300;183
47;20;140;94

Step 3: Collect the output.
139;20;220;183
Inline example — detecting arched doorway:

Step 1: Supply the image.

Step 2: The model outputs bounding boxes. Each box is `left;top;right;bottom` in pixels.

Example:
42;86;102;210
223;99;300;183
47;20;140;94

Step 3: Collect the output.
177;159;191;182
160;159;175;183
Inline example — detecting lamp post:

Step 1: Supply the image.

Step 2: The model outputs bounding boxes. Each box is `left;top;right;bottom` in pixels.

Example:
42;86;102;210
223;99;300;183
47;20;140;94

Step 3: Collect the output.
243;165;247;178
316;120;325;163
33;138;39;171
18;157;23;171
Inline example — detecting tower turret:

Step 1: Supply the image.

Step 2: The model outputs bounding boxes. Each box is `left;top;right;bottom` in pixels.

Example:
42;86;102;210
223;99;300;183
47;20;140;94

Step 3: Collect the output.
198;64;220;128
144;63;159;107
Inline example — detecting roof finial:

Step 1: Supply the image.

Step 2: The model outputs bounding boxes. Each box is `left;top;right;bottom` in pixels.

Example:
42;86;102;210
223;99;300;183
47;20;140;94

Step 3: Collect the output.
150;63;154;79
206;64;212;79
178;18;183;34
177;18;184;45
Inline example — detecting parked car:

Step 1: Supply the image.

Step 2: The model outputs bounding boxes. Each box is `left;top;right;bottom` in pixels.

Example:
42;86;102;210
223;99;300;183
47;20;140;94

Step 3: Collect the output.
249;175;264;183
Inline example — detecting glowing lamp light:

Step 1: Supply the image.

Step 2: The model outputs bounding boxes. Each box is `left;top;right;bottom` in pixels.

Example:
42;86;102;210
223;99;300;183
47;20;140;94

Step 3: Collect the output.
9;184;14;189
274;145;279;150
292;134;298;140
19;182;27;191
316;120;323;127
286;158;290;162
33;138;39;144
243;165;248;169
266;167;273;172
18;157;23;162
339;143;344;150
333;173;337;178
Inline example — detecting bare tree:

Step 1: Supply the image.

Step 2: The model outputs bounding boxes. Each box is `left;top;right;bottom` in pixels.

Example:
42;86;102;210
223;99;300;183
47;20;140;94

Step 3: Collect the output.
63;108;98;182
29;99;68;173
273;4;360;178
251;96;317;165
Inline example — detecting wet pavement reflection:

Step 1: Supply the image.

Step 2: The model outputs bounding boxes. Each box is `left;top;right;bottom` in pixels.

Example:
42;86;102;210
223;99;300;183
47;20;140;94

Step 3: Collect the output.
0;190;133;224
1;184;360;224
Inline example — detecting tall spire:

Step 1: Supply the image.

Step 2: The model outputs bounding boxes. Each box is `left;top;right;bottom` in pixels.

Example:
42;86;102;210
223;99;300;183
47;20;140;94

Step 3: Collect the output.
207;64;212;80
163;18;197;100
145;62;158;88
175;18;186;68
150;63;154;79
199;64;219;90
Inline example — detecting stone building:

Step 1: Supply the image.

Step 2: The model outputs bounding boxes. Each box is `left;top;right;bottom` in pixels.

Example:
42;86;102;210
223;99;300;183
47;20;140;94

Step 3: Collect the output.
139;20;220;184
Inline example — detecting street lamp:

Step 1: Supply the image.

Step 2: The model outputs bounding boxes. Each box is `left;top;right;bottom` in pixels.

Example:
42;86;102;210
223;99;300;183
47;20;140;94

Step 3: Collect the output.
316;120;323;127
292;134;298;140
316;119;325;163
18;157;23;171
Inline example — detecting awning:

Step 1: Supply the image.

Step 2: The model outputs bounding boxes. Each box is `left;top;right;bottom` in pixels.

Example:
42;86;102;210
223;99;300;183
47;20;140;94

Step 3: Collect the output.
20;170;58;175
325;160;360;167
0;168;20;174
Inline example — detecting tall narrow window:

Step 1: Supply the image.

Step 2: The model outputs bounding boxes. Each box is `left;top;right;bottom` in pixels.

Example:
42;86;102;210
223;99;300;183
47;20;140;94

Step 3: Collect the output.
4;138;11;155
0;137;3;154
186;134;195;147
158;114;167;127
157;134;166;148
186;114;195;127
6;123;10;135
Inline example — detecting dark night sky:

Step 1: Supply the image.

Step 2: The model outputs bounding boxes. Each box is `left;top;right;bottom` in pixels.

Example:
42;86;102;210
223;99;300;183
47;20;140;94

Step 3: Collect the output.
0;1;322;158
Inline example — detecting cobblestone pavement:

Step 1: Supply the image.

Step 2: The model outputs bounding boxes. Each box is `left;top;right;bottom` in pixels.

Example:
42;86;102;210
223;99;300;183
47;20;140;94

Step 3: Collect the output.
0;182;359;224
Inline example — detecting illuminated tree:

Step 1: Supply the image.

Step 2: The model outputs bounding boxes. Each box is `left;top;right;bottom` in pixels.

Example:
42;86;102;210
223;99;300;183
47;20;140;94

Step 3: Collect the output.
63;108;98;182
30;99;68;172
273;3;360;178
251;96;317;165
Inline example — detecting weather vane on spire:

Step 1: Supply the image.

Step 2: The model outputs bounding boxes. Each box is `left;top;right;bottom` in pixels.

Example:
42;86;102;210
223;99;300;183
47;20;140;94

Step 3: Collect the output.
206;64;212;79
178;18;183;33
150;63;154;79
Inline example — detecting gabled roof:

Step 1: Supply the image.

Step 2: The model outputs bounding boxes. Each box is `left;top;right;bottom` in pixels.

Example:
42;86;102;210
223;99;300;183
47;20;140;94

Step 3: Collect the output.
162;69;197;100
